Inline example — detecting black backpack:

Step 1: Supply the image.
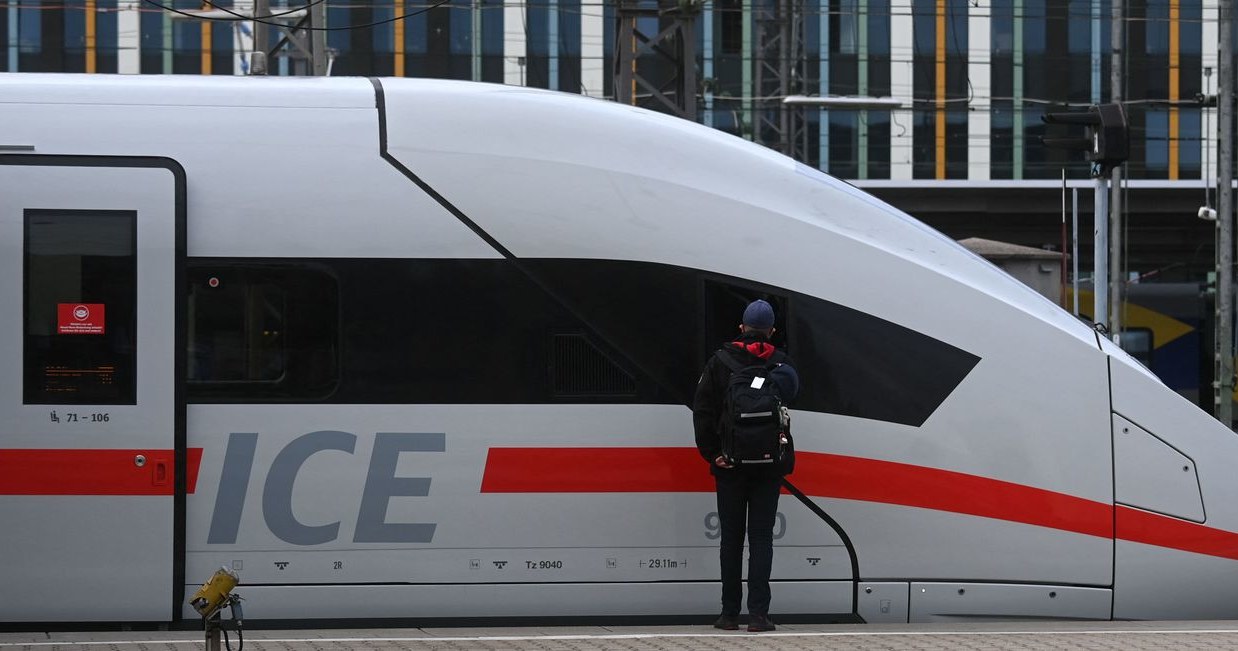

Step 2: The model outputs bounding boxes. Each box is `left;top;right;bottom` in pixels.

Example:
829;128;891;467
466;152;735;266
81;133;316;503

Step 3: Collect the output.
716;350;790;466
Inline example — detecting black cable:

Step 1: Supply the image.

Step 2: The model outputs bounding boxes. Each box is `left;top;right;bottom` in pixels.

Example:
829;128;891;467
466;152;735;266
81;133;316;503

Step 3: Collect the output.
781;478;865;623
222;0;329;20
139;0;237;22
221;626;245;651
945;0;973;106
137;0;323;22
223;597;244;651
141;0;452;31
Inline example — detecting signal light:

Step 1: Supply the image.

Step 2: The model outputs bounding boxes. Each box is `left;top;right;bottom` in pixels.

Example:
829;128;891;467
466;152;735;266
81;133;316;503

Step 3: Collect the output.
1041;103;1129;176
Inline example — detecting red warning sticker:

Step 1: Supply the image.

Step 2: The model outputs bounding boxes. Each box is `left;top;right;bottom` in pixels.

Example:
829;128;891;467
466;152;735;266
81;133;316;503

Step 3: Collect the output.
57;303;106;335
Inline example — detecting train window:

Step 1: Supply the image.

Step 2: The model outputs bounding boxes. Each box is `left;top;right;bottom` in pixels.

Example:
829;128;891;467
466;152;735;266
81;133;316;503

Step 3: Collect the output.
323;259;689;405
520;259;700;404
790;292;980;426
187;264;339;401
188;278;286;382
23;210;137;405
187;258;982;417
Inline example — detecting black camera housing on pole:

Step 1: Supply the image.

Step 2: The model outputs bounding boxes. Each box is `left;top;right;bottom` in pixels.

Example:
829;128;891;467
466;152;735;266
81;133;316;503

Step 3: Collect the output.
1041;103;1129;177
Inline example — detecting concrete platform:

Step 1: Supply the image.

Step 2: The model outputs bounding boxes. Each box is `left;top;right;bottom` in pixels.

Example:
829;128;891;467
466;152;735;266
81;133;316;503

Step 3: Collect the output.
6;621;1238;651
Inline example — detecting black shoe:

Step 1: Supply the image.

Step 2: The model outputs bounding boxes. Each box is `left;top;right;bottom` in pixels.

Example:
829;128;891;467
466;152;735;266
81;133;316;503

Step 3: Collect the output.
747;614;776;632
713;614;739;630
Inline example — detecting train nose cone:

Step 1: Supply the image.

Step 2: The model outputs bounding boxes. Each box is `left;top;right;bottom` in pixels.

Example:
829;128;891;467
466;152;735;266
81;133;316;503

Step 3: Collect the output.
1105;340;1238;619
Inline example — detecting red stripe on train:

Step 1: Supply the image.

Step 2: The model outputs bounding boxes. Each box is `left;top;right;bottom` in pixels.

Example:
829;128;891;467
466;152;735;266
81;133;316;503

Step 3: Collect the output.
480;447;1112;538
481;447;714;493
791;452;1114;539
0;448;204;496
481;447;1238;560
1116;505;1238;561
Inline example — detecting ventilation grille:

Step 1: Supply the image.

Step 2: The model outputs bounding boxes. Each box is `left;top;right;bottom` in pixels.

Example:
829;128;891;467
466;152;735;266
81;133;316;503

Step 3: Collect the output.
552;334;637;398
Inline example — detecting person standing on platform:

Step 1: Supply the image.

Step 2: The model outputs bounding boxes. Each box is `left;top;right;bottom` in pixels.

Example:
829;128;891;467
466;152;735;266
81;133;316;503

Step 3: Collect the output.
692;299;799;633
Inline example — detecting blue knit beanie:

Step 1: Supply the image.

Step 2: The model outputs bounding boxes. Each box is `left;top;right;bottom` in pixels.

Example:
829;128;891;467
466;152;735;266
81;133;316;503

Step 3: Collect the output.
742;299;775;329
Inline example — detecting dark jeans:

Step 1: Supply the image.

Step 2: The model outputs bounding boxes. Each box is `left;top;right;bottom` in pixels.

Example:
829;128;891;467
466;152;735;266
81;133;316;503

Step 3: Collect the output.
715;469;781;616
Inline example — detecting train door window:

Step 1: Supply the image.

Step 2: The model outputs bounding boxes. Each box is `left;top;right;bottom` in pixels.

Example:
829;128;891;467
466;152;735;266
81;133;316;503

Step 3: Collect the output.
24;210;137;405
187;264;339;401
1119;328;1154;368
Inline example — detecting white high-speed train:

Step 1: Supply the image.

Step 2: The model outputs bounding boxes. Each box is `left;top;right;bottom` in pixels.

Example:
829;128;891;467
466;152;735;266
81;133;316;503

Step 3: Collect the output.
2;73;1236;626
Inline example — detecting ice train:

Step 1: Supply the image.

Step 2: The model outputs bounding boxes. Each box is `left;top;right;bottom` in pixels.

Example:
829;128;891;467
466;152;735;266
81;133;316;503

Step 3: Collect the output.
2;73;1236;625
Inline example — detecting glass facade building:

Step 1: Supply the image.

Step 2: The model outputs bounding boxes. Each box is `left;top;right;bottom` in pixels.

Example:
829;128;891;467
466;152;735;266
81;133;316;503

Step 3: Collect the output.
0;0;1229;181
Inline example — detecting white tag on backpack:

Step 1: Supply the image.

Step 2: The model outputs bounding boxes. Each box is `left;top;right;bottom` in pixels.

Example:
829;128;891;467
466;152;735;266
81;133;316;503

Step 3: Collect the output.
750;377;765;389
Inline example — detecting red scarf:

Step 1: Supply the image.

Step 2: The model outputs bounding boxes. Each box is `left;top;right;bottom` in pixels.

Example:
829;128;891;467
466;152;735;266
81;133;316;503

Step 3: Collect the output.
730;340;775;359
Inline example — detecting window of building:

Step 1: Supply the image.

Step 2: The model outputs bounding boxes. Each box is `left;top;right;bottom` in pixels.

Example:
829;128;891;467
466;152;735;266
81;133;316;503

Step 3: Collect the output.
525;0;550;87
867;112;892;179
830;111;859;179
418;0;477;79
1180;108;1202;179
1120;328;1154;369
17;1;39;55
481;0;505;82
836;0;859;55
867;0;892;96
208;13;231;75
719;0;743;54
990;102;1014;179
557;0;582;92
946;109;968;179
911;0;936;179
1145;109;1169;174
172;16;201;74
912;111;936;179
326;5;352;70
373;4;395;55
24;210;136;405
91;0;119;73
408;0;432;62
139;4;163;73
64;0;84;72
602;0;615;97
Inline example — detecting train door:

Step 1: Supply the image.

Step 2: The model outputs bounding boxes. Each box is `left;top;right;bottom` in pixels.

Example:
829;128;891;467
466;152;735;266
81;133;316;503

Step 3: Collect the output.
0;157;185;622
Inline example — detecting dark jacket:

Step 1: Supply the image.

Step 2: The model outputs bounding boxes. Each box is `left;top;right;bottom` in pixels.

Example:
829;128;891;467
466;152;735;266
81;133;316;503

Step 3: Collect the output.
692;332;799;476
